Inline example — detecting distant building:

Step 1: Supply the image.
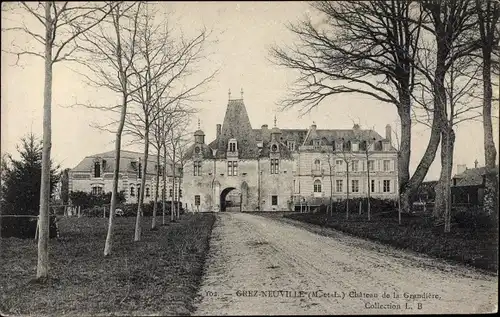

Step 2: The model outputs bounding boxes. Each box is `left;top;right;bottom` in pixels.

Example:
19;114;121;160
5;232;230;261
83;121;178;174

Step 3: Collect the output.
451;161;499;205
69;150;181;204
182;91;399;212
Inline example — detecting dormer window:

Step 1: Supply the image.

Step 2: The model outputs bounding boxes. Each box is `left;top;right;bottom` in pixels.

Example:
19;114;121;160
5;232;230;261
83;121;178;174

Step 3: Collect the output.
271;144;278;152
287;141;295;151
352;142;359;152
335;142;343;152
94;161;101;178
360;141;367;151
228;139;237;152
313;139;321;150
195;146;201;154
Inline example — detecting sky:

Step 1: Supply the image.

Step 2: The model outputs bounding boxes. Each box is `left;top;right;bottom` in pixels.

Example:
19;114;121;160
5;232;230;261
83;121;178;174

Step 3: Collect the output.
1;1;499;181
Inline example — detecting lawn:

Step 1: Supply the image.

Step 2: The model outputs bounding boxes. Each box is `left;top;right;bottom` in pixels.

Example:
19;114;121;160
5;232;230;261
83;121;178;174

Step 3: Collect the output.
281;210;498;273
0;213;215;316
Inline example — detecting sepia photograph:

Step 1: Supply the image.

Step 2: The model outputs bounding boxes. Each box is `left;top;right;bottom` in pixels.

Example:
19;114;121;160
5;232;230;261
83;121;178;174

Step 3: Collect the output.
1;1;498;315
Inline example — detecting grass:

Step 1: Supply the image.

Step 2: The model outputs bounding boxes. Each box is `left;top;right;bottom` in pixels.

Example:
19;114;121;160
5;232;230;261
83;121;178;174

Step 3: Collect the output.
279;210;498;273
0;213;216;316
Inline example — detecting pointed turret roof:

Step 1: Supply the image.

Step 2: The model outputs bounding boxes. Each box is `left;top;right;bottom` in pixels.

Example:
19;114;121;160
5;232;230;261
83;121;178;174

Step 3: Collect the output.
215;98;259;159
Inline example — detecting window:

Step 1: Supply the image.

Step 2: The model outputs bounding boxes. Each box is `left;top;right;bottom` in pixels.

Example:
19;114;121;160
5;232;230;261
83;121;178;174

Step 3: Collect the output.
138;163;142;178
360;141;367;151
336;179;343;192
371;179;375;193
94;162;101;178
383;180;391;192
130;186;135;197
336;160;343;171
352;160;359;172
383;160;390;172
92;186;102;195
335;142;343;152
352;142;359;152
368;160;375;171
228;140;237;152
146;187;150;197
195;195;200;206
352;180;359;193
287;141;295;151
228;161;238;176
162;188;166;199
169;188;173;197
193;161;202;176
313;180;322;193
271;159;279;174
271;195;278;206
313;139;321;149
137;185;141;197
314;159;321;171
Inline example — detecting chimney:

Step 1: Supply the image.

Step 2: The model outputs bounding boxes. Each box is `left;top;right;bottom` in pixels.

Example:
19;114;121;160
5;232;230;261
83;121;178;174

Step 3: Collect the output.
353;123;360;130
474;159;479;168
457;164;467;175
311;122;317;131
216;124;221;139
261;124;269;141
385;124;392;142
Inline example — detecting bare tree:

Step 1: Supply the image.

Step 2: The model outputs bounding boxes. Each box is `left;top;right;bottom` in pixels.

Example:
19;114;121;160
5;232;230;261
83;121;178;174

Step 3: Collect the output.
149;102;191;229
476;0;500;215
336;139;355;220
123;6;215;241
70;2;143;256
269;1;443;213
165;113;194;221
417;0;481;232
2;1;115;278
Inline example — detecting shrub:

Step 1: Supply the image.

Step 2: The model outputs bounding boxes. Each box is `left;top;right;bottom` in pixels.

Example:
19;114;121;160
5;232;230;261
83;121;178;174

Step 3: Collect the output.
1;216;58;239
452;207;497;230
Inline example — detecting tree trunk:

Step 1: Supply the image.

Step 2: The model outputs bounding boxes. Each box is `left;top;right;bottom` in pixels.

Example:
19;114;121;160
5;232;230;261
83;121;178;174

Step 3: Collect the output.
346;163;349;220
104;91;127;255
37;3;53;280
397;104;412;212
482;56;498;215
171;149;176;222
400;65;444;214
151;147;160;230
162;143;167;225
366;154;371;221
134;129;149;242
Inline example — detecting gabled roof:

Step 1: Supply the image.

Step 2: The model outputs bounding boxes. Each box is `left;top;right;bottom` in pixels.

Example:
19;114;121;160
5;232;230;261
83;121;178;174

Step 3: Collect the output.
453;166;499;187
215;99;259;159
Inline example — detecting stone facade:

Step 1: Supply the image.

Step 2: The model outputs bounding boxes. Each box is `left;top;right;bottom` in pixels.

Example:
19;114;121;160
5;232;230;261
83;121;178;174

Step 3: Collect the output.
183;95;399;212
70;150;181;204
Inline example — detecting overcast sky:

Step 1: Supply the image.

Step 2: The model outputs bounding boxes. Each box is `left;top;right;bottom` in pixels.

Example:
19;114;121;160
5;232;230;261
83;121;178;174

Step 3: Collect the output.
1;1;498;181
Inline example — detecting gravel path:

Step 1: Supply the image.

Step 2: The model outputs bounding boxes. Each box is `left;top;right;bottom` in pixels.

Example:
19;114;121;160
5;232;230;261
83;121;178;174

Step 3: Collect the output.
193;212;498;315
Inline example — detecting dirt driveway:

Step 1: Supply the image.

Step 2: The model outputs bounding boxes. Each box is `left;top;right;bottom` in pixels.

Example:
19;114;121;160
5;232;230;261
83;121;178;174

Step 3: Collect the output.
193;212;498;315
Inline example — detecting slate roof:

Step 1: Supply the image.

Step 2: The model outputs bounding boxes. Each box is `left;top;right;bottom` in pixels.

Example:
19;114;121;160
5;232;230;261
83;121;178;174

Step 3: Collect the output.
199;98;396;159
452;166;499;187
214;99;259;159
71;150;174;175
184;143;215;160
